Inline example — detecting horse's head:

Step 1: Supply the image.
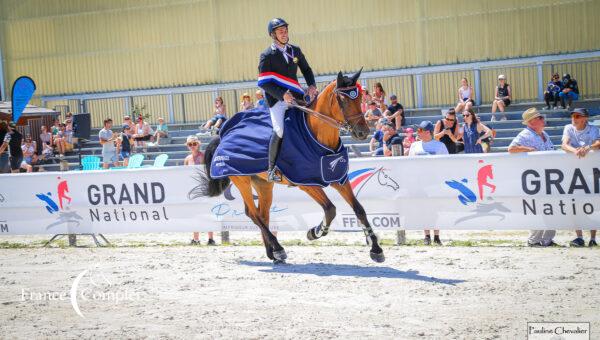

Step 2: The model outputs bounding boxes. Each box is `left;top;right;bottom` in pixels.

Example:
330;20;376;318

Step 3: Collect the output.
332;68;370;140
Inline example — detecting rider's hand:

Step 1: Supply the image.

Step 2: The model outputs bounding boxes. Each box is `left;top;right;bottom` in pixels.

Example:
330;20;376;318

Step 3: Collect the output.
307;85;318;100
283;91;294;104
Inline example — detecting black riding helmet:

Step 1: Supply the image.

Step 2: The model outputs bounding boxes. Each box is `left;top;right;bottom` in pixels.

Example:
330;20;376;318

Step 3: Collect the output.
268;18;288;36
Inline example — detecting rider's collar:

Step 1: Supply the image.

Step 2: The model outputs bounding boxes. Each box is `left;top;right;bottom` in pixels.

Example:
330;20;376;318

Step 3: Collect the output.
271;43;289;51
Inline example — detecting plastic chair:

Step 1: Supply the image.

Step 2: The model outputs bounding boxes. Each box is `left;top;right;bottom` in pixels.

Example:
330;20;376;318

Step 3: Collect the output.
81;156;101;171
144;153;168;168
111;153;145;170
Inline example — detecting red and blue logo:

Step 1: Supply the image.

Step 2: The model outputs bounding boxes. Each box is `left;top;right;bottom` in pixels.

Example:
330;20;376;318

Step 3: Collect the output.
348;167;398;197
445;160;497;205
35;177;82;229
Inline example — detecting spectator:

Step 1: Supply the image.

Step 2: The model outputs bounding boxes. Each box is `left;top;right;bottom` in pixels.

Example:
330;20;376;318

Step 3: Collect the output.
123;115;134;128
255;90;268;110
3;122;24;173
491;75;511;121
132;115;153;149
372;82;387;111
64;112;73;132
117;124;133;167
402;127;415;156
369;118;387;155
561;108;600;247
240;93;254;111
383;94;405;130
53;123;73;158
409;121;448;245
41;140;54;159
183;136;215;246
544;73;563;110
152;117;169;145
20;135;36;172
40;125;52;147
508;108;556;247
364;101;382;126
433;108;460;154
50;118;61;136
381;123;403;157
0;121;10;173
458;109;493;154
361;89;372;114
99;118;118;169
454;78;475;113
559;73;579;110
203;96;227;130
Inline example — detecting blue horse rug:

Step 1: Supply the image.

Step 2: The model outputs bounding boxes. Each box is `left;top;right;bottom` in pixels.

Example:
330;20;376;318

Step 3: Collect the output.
210;108;349;187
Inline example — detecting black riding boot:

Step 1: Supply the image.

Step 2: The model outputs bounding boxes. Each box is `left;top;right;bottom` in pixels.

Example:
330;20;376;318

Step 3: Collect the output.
267;132;283;182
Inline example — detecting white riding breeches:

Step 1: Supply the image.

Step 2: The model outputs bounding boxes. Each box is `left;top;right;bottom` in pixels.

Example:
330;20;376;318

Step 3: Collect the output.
270;100;289;138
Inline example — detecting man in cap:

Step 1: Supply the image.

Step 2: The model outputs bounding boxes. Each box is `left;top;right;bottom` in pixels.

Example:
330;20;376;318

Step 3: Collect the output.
559;73;579;110
561;108;600;247
508;108;556;246
258;18;317;182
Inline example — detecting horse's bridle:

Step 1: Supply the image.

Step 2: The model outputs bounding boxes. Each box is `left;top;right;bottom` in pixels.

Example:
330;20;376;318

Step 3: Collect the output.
291;83;364;133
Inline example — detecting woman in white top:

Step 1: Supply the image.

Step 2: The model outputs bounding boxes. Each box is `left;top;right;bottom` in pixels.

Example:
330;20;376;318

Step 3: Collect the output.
454;78;475;113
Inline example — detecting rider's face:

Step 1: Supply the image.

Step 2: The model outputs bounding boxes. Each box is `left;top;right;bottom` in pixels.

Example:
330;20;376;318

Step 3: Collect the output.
274;26;288;44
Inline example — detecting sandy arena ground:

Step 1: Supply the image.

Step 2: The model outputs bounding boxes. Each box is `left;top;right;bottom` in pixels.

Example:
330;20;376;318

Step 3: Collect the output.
0;230;599;339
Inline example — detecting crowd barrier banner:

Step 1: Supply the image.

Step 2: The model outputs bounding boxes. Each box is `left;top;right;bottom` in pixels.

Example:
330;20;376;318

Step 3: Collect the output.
0;151;599;235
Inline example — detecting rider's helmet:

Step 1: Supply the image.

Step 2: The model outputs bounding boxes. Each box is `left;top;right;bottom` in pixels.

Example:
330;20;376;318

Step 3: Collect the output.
268;18;288;36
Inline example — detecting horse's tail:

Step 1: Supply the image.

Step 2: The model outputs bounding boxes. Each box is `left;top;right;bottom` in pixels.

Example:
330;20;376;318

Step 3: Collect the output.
188;136;230;199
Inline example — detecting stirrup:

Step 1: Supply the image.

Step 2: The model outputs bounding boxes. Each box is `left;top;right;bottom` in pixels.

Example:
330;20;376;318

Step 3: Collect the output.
267;168;282;182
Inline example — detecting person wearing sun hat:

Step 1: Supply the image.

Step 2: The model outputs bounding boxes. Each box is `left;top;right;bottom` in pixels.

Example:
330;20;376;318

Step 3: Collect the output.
240;93;254;111
561;108;600;247
508;107;556;247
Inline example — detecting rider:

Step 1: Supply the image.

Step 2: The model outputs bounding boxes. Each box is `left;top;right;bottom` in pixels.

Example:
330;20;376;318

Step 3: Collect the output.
258;18;318;182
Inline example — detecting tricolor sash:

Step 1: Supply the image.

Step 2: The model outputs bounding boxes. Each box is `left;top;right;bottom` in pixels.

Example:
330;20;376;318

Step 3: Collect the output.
258;72;304;95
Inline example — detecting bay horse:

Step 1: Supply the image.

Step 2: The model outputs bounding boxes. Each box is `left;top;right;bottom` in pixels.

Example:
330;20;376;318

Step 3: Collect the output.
198;70;385;263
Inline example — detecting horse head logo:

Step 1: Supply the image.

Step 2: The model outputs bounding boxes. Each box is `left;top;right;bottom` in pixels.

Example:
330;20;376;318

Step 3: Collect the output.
377;168;399;191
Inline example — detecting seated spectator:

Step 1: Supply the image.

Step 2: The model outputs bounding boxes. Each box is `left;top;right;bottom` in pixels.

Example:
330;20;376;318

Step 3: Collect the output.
544;73;563;110
409;121;448;245
255;90;268;110
117;124;133;167
508;108;556;247
364;101;382;126
433;108;459;154
454;78;475;113
402;127;415;156
458;109;493;154
99;118;118;169
183;136;215;245
152;117;169;145
54;123;73;157
383;94;405;130
369;118;387;155
491;75;511;121
41;141;54;159
559;73;579;110
561;108;600;247
132;116;153;148
360;89;372;114
203;96;227;130
40;125;52;147
381;123;403;157
20;136;35;172
50;118;61;136
240;93;254;111
123;115;134;128
372;82;387;111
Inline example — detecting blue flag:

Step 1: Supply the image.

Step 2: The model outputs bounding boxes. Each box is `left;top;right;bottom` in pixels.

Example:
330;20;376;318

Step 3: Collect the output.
11;76;36;123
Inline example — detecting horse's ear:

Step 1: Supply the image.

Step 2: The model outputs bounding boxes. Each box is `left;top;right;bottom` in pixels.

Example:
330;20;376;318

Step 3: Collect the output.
336;71;344;87
351;67;363;85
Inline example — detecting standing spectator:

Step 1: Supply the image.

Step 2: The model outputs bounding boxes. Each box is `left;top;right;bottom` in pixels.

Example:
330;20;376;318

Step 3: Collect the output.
544;73;563;110
491;75;511;121
408;121;448;245
402;127;415;156
372;82;387;111
99;118;118;169
117;124;133;167
20;135;35;172
255;90;268;111
0;121;10;173
508;108;556;247
240;93;254;111
361;89;372;114
364;101;382;127
561;108;600;247
152;117;169;145
433;108;460;154
454;78;475;113
183;136;215;245
559;73;579;110
4;122;24;173
40;125;53;147
369;118;387;155
132;116;153;149
458;109;493;154
383;94;405;130
203;96;227;130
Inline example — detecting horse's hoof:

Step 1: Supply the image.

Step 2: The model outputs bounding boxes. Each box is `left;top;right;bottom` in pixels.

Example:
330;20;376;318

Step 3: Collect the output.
273;249;287;261
370;251;385;263
273;259;286;265
307;229;318;241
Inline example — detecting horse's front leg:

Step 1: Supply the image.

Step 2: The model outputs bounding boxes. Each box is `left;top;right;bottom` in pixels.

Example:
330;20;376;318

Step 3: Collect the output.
332;182;385;263
298;186;336;240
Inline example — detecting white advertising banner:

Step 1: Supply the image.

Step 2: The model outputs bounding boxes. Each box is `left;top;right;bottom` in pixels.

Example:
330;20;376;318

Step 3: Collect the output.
0;151;599;235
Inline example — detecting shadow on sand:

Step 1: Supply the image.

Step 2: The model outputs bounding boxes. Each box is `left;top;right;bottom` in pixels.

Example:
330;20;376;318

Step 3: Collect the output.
238;261;465;286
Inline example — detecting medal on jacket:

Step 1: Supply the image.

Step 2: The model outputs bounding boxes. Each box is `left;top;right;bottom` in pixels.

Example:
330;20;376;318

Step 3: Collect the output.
283;46;298;64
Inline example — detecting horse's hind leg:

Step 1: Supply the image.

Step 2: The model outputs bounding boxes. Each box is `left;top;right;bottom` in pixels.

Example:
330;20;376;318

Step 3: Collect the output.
332;182;385;263
298;186;336;241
